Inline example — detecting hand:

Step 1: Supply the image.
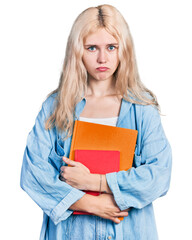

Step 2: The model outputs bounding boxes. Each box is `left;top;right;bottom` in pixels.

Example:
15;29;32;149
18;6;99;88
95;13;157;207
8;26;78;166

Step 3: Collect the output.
60;157;91;190
92;193;130;224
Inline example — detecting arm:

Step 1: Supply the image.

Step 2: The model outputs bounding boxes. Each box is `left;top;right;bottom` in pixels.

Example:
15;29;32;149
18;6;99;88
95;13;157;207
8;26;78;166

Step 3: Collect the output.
69;193;129;224
20;97;85;225
60;158;129;223
106;105;172;210
60;157;112;194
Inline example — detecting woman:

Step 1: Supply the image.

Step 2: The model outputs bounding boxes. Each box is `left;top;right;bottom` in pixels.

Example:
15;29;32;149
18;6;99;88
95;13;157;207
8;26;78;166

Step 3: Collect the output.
20;4;172;240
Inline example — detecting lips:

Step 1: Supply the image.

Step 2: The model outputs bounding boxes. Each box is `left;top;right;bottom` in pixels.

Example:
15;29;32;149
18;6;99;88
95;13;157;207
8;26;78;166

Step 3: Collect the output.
96;67;109;72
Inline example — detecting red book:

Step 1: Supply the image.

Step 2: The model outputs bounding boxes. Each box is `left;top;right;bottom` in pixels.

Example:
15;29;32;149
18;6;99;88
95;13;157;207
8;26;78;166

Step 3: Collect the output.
73;149;120;215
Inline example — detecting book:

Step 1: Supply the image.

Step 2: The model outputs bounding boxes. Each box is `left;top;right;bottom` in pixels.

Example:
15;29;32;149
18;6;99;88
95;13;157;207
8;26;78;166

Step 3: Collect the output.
69;120;138;218
73;149;120;215
69;120;138;171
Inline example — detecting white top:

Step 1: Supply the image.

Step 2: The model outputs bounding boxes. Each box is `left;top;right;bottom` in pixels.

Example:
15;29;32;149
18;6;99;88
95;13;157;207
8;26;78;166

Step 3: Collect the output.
79;116;118;127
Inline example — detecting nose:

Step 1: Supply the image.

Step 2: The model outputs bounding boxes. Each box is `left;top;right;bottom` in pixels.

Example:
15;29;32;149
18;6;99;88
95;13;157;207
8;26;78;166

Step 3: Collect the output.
97;49;107;64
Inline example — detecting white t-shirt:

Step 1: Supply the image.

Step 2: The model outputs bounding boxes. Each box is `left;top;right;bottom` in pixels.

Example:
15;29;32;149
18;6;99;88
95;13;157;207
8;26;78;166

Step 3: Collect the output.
79;116;118;127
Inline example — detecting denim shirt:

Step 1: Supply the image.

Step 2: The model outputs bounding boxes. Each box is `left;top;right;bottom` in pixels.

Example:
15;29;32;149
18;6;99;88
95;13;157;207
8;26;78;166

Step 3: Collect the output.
20;93;172;240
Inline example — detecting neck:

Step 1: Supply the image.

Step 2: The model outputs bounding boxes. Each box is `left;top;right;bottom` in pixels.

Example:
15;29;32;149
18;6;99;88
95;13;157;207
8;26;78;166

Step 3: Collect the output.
86;77;117;98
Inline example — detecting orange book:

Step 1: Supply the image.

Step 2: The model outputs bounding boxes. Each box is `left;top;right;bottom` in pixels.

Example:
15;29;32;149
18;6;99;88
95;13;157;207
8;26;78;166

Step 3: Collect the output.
69;120;138;171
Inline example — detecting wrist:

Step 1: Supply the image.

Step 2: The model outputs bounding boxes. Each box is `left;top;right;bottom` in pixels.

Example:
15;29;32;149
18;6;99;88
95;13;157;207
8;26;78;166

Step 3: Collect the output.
87;174;99;191
101;175;112;194
88;174;112;194
69;194;97;213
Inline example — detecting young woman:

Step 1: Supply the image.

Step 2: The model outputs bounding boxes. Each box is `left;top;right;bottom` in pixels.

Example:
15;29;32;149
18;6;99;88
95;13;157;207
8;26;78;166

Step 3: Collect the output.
20;4;172;240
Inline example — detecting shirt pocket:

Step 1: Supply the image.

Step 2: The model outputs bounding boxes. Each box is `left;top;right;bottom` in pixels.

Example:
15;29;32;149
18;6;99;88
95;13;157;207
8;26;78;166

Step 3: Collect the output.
48;138;65;171
134;153;142;167
133;145;143;167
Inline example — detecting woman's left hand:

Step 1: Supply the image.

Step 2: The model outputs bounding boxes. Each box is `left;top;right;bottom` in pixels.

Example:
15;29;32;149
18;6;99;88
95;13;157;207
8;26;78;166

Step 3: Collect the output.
59;157;91;190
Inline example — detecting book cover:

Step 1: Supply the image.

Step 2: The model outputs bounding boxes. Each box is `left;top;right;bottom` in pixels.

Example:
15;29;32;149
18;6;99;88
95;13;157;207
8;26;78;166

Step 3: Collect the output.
69;120;138;171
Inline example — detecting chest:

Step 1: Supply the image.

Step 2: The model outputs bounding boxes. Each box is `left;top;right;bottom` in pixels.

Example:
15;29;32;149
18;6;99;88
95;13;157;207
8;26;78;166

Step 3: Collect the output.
79;96;122;118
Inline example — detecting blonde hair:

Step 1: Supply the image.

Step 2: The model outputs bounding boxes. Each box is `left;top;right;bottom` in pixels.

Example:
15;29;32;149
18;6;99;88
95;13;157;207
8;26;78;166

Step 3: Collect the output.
45;4;159;139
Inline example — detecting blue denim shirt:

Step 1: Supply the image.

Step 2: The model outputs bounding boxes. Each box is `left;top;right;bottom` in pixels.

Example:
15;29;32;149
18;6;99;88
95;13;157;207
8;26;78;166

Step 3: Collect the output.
20;93;172;240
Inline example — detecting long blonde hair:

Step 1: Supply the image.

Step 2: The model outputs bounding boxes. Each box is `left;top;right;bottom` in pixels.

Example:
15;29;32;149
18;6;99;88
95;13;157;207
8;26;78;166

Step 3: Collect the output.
45;4;159;139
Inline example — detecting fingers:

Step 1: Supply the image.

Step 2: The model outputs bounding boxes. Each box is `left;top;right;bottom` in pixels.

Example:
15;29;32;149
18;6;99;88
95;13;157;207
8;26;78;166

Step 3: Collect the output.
62;157;90;174
119;211;129;217
59;170;65;181
112;217;121;224
63;157;76;166
104;210;129;224
114;211;129;218
59;166;67;181
111;211;129;224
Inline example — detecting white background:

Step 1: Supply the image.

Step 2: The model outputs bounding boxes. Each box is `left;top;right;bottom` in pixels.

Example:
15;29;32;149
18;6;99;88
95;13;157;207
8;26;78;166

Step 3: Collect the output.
1;0;191;239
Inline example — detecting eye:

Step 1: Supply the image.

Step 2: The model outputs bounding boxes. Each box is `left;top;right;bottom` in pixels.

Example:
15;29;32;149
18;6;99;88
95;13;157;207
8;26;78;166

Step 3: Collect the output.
87;46;96;51
108;45;116;51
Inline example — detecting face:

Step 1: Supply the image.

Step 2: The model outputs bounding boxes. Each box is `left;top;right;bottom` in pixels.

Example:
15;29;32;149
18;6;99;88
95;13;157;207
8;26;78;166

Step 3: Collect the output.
82;28;119;82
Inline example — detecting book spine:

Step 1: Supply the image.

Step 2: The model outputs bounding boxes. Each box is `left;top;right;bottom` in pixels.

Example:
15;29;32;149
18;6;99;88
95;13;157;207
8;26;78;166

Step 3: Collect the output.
69;120;78;160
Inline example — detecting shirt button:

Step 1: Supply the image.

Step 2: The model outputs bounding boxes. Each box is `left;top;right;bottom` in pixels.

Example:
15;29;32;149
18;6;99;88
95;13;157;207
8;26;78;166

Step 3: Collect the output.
108;236;112;240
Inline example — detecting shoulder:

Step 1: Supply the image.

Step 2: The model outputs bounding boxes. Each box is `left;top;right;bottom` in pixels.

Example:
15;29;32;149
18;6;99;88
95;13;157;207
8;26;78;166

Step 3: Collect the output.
134;103;160;120
125;90;160;121
41;92;58;117
133;104;161;136
132;103;160;121
142;104;159;119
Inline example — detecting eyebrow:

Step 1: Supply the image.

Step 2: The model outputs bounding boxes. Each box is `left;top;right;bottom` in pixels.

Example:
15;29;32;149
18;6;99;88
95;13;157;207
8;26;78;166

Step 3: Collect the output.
84;43;119;47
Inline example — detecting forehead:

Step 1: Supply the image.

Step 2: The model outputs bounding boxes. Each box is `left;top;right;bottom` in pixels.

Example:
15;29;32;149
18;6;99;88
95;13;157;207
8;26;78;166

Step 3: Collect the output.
84;28;118;45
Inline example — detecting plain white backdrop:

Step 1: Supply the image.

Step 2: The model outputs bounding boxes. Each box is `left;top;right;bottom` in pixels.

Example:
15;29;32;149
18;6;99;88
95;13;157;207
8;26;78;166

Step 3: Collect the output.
1;0;192;239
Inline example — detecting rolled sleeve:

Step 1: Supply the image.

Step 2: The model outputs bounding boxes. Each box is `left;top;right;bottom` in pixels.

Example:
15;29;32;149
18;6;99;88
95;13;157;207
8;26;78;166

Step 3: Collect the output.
50;188;85;225
106;172;128;210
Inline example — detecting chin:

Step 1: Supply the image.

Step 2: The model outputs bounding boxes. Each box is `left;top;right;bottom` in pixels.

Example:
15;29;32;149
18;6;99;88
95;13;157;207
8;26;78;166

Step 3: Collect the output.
97;74;113;81
88;72;113;81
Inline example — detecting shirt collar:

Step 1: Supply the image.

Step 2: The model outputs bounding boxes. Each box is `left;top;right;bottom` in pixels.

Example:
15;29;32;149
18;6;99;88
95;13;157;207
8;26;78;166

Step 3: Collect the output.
74;96;132;127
